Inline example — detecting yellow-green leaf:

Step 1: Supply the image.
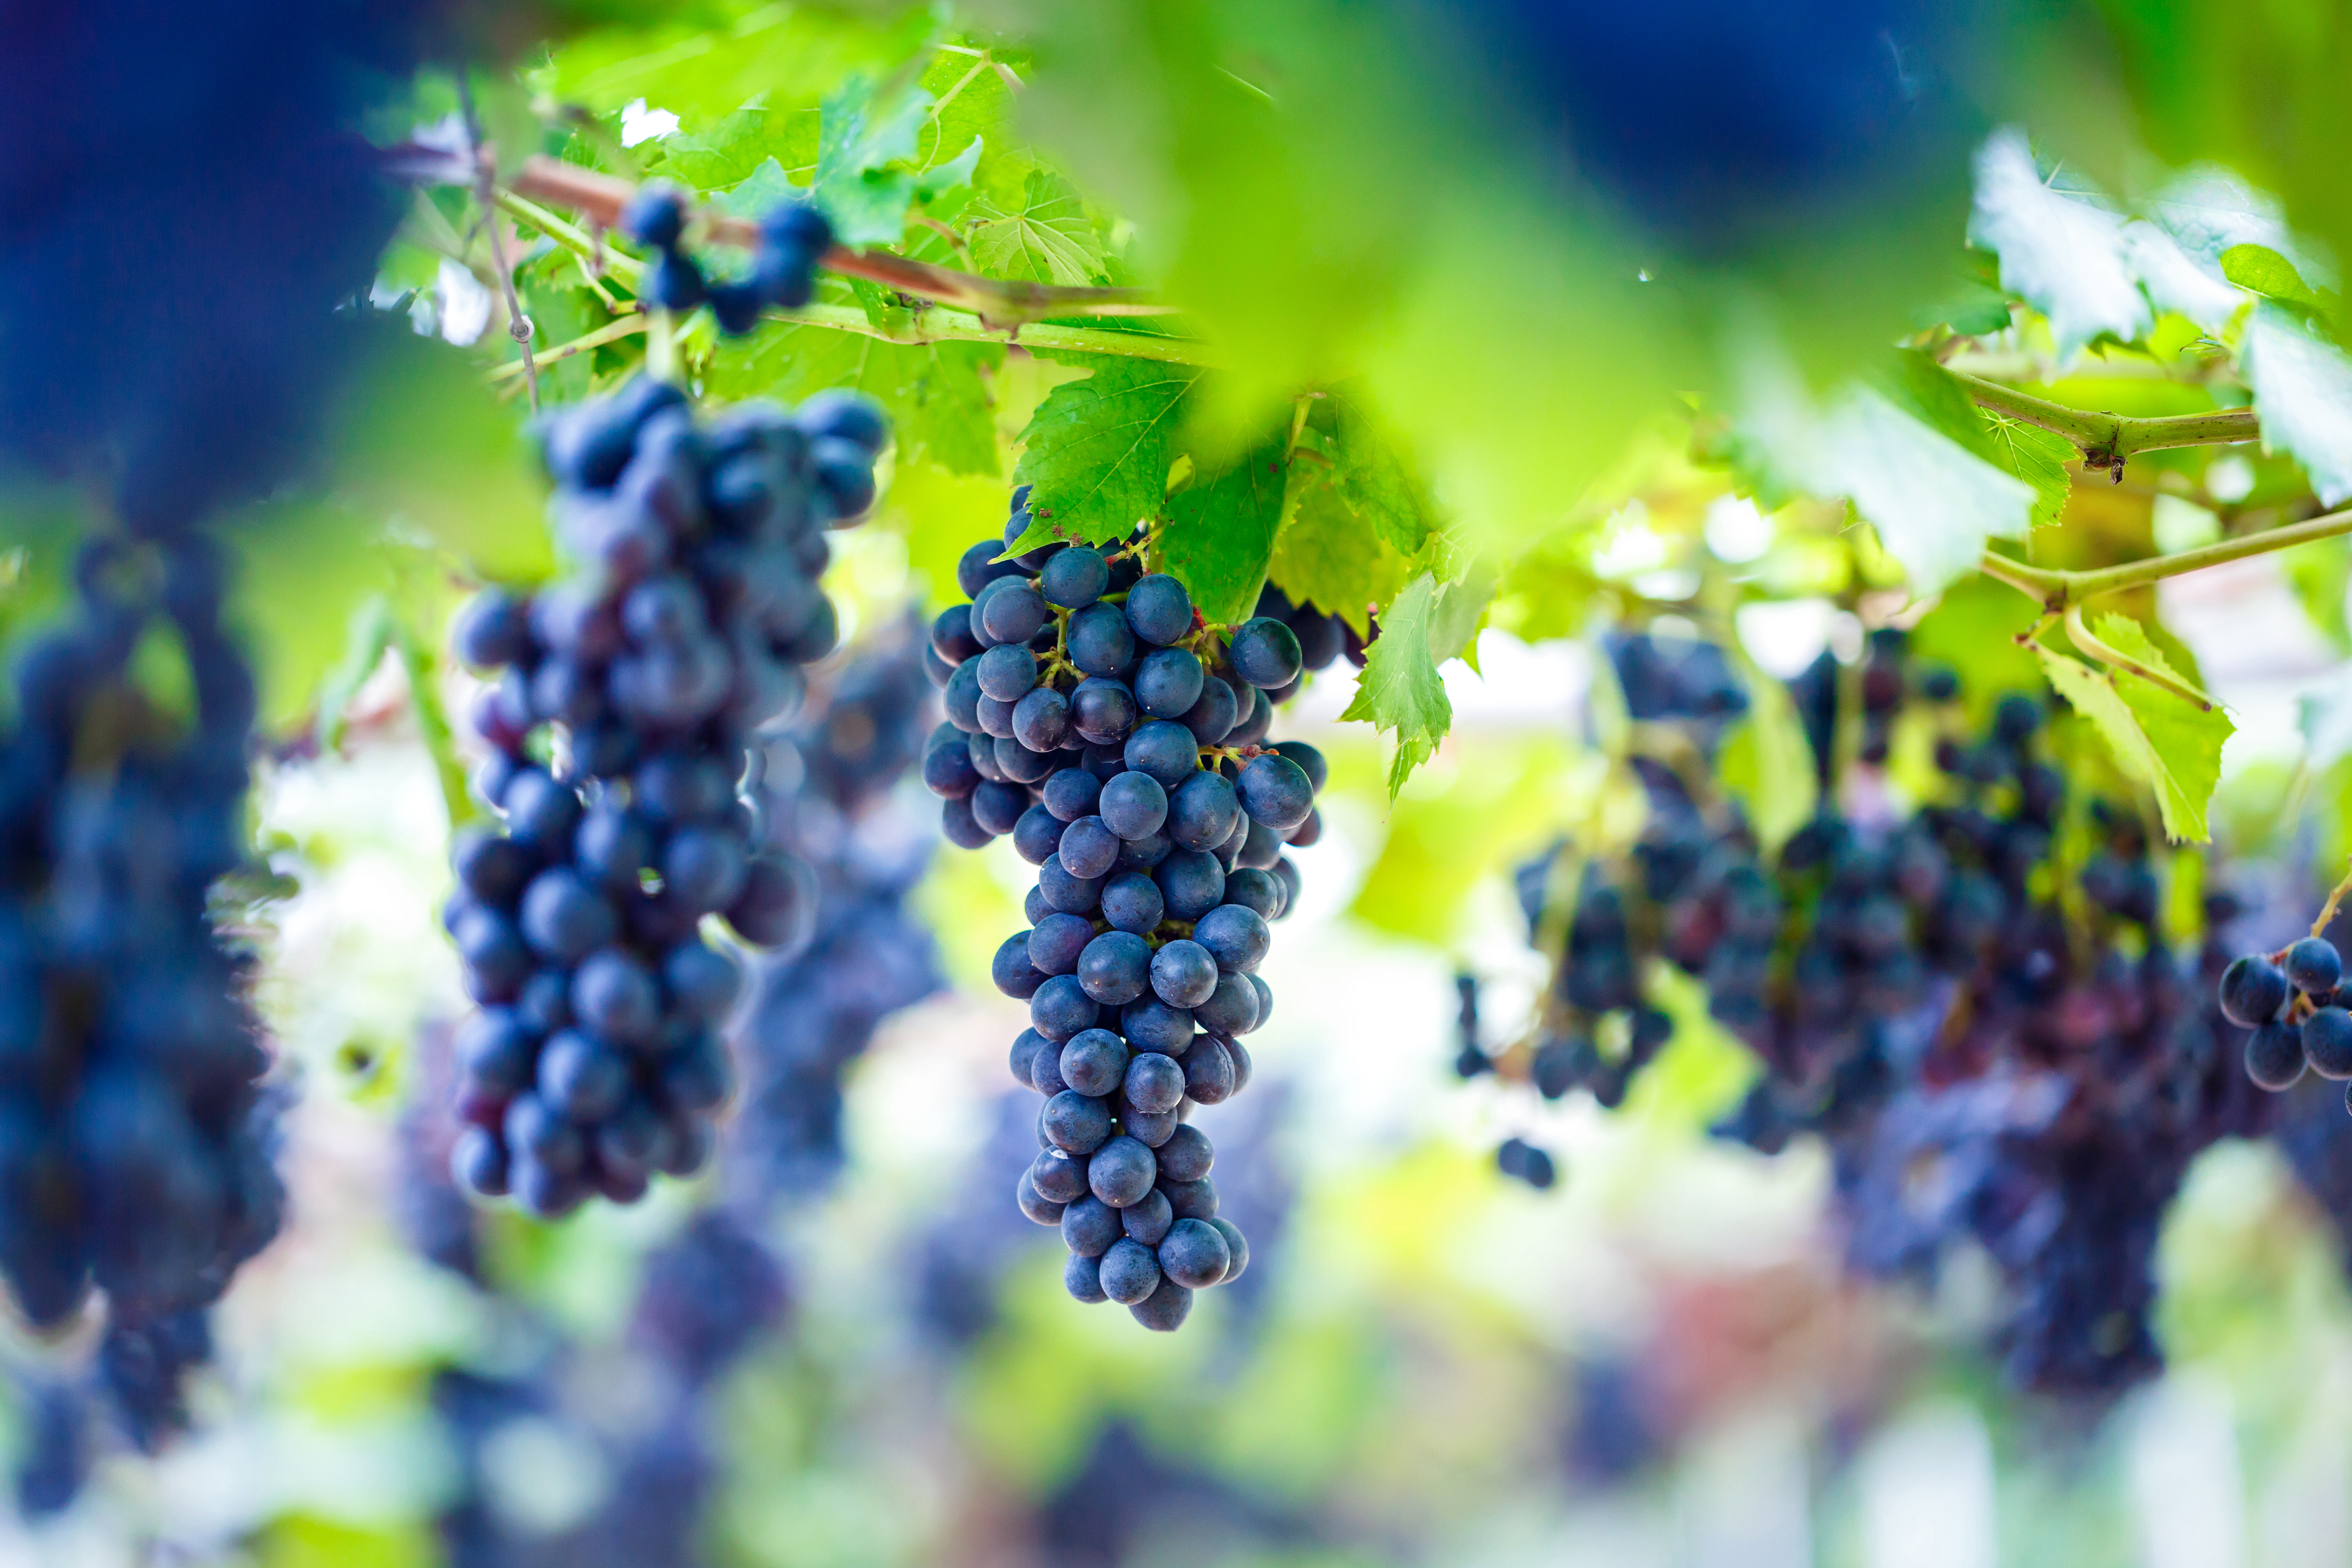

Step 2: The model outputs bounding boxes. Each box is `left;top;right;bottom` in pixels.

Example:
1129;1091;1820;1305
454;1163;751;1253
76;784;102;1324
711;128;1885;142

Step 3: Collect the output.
2035;615;2232;842
1717;659;1819;854
1338;573;1452;797
1160;436;1287;625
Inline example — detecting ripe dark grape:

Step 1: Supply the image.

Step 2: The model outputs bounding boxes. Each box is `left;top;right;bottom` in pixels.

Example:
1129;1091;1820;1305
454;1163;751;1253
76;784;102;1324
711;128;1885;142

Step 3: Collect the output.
2288;936;2343;996
445;381;884;1216
2220;955;2290;1027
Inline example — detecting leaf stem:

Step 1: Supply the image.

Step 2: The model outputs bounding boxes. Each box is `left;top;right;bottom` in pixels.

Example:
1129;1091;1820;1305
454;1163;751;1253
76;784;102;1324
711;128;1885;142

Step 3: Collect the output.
2062;604;2216;711
2312;857;2352;939
1960;374;2260;468
1979;505;2352;610
484;310;648;382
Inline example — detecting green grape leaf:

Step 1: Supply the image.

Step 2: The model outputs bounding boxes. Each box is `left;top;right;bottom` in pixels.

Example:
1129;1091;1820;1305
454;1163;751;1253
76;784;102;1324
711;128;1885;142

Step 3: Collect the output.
1339;572;1467;797
658;103;779;193
1978;413;2077;529
1717;658;1820;854
1823;387;2037;594
811;75;935;246
709;323;1001;476
1160;436;1287;625
1880;350;2072;529
710;156;800;218
1008;359;1201;547
1267;475;1413;636
1968;128;2240;357
966;169;1107;287
2222;243;2333;315
2035;616;2232;843
2242;303;2352;506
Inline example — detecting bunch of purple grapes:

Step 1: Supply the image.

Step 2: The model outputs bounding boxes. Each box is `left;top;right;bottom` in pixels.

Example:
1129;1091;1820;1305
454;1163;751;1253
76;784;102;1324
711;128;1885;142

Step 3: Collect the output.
729;630;945;1204
0;530;286;1392
2217;932;2352;1096
440;377;885;1218
1493;628;2268;1396
620;182;835;337
921;489;1335;1329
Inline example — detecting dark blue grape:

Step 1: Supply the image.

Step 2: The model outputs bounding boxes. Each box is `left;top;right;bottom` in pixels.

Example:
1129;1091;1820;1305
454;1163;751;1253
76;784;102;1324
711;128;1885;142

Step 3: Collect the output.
1195;973;1262;1036
1124;720;1200;789
1154;850;1225;922
1071;677;1139;746
2220;956;2290;1028
1237;754;1315;832
2247;1020;2306;1091
976;644;1039;703
1042;547;1110;608
1135;648;1205;719
1032;975;1102;1042
1123;1051;1186;1114
2287;938;2343;996
1032;1149;1090;1204
1042;766;1103;822
1125;575;1193;646
1098;1237;1161;1304
971;780;1029;837
1150;939;1219;1008
1100;772;1170;841
1122;999;1195;1056
1060;1193;1122;1256
1129;1276;1192;1331
1157;1217;1229;1287
1227;617;1303;689
1180;676;1238;744
1087;869;1164;936
1183;1035;1236;1104
1060;1029;1130;1096
1088;1136;1157;1207
1157;1128;1214;1189
1078;930;1154;1005
1020;1174;1068;1228
1068;602;1137;678
1029;913;1095;977
1012;805;1067;866
1167;771;1242;853
1060;816;1122;880
1038;858;1105;915
2304;1008;2352;1079
1012;687;1071;752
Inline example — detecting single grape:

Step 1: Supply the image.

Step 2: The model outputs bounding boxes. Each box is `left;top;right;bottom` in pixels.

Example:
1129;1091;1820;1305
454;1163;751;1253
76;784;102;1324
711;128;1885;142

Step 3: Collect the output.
2304;1007;2352;1079
1125;574;1194;646
2245;1018;2308;1091
2287;937;2343;996
1098;1237;1162;1304
1077;930;1154;1005
1227;617;1303;689
1128;1276;1193;1331
1059;1029;1131;1097
2219;955;2290;1027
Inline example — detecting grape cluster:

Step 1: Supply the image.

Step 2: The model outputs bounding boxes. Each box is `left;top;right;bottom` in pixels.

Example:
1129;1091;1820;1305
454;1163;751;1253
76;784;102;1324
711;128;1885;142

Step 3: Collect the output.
921;490;1329;1329
622;181;835;338
2217;932;2352;1097
441;377;886;1218
1495;628;2267;1395
0;531;286;1352
730;631;945;1203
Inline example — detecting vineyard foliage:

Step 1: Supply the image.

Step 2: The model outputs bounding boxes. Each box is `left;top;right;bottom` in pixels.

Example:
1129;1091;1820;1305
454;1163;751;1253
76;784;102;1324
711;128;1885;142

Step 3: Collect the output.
15;0;2352;1549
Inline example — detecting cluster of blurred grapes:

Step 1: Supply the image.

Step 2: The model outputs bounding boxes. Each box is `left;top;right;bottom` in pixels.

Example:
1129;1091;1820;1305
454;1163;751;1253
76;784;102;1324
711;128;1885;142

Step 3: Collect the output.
442;379;885;1216
1485;628;2268;1395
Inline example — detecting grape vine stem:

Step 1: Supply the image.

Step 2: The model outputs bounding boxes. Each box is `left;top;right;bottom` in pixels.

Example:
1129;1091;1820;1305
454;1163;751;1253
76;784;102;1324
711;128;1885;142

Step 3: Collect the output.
1960;376;2261;469
2313;860;2352;940
1977;504;2352;612
501;154;1176;328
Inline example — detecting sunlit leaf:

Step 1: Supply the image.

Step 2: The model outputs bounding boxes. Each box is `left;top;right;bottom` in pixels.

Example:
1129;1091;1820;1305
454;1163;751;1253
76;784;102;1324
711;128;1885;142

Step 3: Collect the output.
1009;358;1200;546
2035;615;2232;842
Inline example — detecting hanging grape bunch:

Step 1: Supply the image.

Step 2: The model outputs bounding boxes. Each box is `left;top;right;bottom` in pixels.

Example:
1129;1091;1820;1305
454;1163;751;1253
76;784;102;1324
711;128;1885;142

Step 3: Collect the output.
2219;927;2352;1097
441;375;888;1218
921;488;1333;1330
622;183;834;338
0;529;285;1345
1477;627;2265;1394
